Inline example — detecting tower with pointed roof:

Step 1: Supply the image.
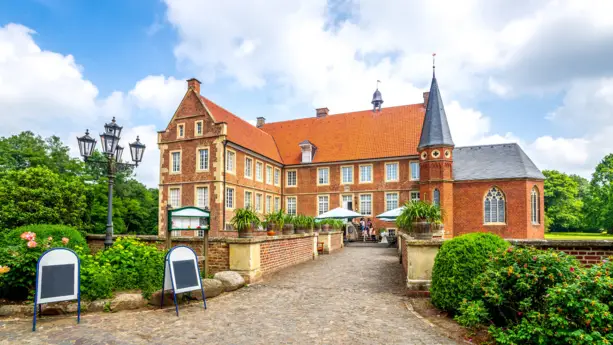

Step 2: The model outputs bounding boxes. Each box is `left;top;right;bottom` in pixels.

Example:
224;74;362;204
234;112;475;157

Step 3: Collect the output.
418;65;455;237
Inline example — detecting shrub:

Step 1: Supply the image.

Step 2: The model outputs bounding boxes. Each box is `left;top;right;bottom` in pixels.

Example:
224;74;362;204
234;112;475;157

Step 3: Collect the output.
489;260;613;345
469;246;579;328
96;237;165;299
74;245;113;301
0;226;86;300
430;233;509;313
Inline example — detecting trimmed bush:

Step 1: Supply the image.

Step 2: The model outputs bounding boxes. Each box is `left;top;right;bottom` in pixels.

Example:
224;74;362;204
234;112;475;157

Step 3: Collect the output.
431;233;509;313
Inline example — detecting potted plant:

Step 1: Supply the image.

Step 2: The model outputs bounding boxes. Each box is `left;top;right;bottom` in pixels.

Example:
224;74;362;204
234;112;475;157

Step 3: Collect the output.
305;216;315;234
331;219;345;232
230;207;260;238
282;214;295;235
396;201;443;240
264;210;284;236
321;219;331;232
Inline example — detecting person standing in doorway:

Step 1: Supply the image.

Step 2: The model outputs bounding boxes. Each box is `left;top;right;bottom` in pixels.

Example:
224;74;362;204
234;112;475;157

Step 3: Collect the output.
360;218;366;241
367;218;374;241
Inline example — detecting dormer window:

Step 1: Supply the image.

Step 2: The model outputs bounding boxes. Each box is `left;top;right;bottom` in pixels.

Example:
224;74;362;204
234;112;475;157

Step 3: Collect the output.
299;140;316;164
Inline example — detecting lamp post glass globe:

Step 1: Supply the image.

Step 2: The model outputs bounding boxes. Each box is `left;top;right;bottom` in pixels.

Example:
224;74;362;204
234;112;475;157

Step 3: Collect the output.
129;136;146;166
100;132;119;156
77;129;96;159
115;145;124;162
104;116;123;139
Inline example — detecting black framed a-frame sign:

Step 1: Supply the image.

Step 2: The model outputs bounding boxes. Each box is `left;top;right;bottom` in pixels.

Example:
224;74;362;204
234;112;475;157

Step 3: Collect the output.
166;206;211;276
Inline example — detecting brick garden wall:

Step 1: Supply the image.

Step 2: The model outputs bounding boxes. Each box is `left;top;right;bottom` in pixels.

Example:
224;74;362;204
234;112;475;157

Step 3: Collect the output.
208;240;230;273
510;239;613;266
260;235;314;275
329;232;343;252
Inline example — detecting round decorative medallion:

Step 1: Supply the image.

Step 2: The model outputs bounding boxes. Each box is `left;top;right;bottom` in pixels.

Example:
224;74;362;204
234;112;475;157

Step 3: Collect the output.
444;150;451;158
431;150;440;158
421;151;427;160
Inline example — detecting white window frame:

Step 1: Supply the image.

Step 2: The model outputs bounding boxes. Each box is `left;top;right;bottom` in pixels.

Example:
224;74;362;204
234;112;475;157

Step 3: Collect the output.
484;187;506;225
274;196;281;212
385;192;399;211
177;123;185;139
195;185;209;209
226;149;236;174
255;193;263;213
196;147;209;172
266;164;273;185
170;150;181;174
168;187;181;208
385;162;399;182
359;164;373;184
410;191;420;202
274;168;281;186
244;190;253;210
286;169;297;187
266;195;272;213
359;193;373;216
531;187;539;225
317;167;330;186
409;161;420;181
317;195;330;216
340;194;354;209
286;196;297;216
226;187;235;209
255;161;264;182
340;165;354;185
195;120;203;137
244;156;253;179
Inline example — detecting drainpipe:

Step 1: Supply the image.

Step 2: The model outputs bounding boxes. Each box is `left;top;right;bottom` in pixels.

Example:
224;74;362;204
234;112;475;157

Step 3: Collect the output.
222;140;228;232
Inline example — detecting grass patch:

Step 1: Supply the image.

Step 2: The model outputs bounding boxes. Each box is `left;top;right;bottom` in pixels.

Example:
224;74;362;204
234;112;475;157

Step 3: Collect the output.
545;232;613;240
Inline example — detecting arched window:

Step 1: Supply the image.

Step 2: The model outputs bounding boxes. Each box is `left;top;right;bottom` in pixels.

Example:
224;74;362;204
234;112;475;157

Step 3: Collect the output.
484;187;505;224
531;187;539;224
433;189;440;207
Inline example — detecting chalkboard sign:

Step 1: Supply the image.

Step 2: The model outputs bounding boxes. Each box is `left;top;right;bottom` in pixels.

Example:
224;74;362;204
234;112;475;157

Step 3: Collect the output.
160;246;207;316
33;248;81;331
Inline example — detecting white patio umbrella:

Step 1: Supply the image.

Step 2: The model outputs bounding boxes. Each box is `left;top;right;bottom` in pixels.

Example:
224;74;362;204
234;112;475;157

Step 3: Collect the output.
315;207;361;220
375;206;405;222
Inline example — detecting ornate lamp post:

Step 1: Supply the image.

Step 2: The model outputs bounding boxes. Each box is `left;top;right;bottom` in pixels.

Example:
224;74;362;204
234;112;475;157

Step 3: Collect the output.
77;117;146;249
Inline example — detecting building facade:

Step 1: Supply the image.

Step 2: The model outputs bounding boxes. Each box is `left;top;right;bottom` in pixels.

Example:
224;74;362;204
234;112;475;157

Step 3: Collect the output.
158;74;545;239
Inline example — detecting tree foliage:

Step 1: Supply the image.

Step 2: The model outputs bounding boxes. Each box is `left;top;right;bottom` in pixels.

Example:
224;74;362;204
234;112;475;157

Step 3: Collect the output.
543;170;585;232
584;154;613;233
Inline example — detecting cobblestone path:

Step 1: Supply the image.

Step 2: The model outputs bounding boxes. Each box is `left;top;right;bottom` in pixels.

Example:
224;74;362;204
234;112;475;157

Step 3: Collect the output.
0;244;458;345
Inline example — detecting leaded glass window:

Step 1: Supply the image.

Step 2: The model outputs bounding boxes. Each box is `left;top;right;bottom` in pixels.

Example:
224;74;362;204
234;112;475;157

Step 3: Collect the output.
484;187;505;223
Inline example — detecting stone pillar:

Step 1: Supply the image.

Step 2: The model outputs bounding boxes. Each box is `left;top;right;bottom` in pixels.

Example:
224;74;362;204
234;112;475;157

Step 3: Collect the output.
317;232;331;254
403;237;442;297
229;242;262;283
312;235;319;259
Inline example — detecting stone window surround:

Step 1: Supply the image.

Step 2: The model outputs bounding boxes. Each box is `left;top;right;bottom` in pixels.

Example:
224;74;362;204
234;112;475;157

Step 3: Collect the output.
317;167;330;186
244;189;253;209
169;150;182;174
168;186;181;208
177;123;185;139
340;165;354;185
286;169;298;187
274;196;281;211
194;184;209;209
409;161;420;181
196;146;210;172
359;164;373;184
255;192;263;213
483;186;506;225
317;194;330;215
339;193;354;208
359;193;373;216
385;162;399;182
226;148;236;175
274;167;281;187
385;191;399;211
194;120;203;137
286;195;297;215
244;156;254;179
266;164;274;185
255;160;264;182
531;186;540;225
225;186;235;209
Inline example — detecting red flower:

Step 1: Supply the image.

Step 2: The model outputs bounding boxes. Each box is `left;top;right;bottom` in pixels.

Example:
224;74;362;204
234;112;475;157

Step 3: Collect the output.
570;267;575;272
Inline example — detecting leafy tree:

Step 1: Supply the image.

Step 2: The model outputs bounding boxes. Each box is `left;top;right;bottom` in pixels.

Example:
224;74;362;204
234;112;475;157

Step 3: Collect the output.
542;170;584;232
0;167;87;229
585;154;613;234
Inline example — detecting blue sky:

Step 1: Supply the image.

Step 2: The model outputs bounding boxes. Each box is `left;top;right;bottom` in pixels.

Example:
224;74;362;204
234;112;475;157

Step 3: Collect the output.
1;0;612;187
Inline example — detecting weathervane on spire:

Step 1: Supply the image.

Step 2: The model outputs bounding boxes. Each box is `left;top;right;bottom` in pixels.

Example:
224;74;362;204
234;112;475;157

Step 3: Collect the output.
432;53;436;77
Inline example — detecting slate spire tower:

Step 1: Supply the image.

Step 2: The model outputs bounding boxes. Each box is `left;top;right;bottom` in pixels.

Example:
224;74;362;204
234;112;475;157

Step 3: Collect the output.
418;59;455;237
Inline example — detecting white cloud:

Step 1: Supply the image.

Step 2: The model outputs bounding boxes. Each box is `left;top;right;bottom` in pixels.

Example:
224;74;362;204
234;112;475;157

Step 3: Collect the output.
129;75;185;117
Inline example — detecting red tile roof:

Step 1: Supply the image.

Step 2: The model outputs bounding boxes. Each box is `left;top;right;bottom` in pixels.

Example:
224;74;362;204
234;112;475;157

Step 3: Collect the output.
200;96;282;163
261;105;425;165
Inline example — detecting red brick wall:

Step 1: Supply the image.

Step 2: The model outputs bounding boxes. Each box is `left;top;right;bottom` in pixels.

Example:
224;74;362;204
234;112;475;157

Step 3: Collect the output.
260;236;314;275
208;240;229;273
510;240;613;266
453;179;544;239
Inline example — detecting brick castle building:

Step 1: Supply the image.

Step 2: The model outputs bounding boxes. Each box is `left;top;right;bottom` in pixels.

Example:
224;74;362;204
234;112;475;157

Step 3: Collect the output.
158;71;545;239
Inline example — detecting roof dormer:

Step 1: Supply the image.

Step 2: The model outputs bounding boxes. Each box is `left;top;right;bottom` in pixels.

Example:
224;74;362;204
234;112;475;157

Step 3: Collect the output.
299;140;316;163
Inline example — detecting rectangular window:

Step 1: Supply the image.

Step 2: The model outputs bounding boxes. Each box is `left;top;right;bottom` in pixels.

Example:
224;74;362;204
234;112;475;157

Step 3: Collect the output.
197;148;209;171
410;161;420;181
341;166;353;184
266;165;273;185
410;191;420;202
341;194;353;210
171;152;181;173
266;195;272;213
318;195;329;215
255;193;263;213
274;168;280;186
274;196;280;211
359;165;373;183
226;187;235;209
245;191;253;209
286;170;297;187
195;121;203;136
169;188;181;208
245;157;253;178
286;197;297;215
196;187;209;208
386;193;399;211
385;162;399;182
256;161;263;182
177;124;184;138
226;150;235;173
318;167;329;185
360;194;372;215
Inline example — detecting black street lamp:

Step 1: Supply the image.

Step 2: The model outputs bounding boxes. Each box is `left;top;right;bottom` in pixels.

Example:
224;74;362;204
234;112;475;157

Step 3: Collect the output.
77;117;146;249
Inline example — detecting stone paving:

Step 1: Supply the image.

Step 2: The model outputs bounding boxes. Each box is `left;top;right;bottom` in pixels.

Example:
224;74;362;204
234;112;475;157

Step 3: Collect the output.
0;243;459;345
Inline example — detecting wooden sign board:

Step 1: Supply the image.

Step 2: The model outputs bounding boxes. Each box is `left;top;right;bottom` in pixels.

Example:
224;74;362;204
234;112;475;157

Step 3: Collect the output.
160;246;207;316
33;248;81;331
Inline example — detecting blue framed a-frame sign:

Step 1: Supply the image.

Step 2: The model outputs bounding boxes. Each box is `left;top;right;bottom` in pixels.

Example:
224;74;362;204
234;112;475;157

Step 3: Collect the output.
160;245;207;316
33;248;81;331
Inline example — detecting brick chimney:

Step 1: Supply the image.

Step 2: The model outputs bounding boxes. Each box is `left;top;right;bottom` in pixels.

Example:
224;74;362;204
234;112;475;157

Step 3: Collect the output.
187;78;201;94
256;117;266;128
316;107;329;118
423;91;430;108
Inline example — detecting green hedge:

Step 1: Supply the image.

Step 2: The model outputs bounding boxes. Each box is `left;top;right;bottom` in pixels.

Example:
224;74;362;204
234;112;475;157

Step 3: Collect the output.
1;224;87;250
430;233;509;313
